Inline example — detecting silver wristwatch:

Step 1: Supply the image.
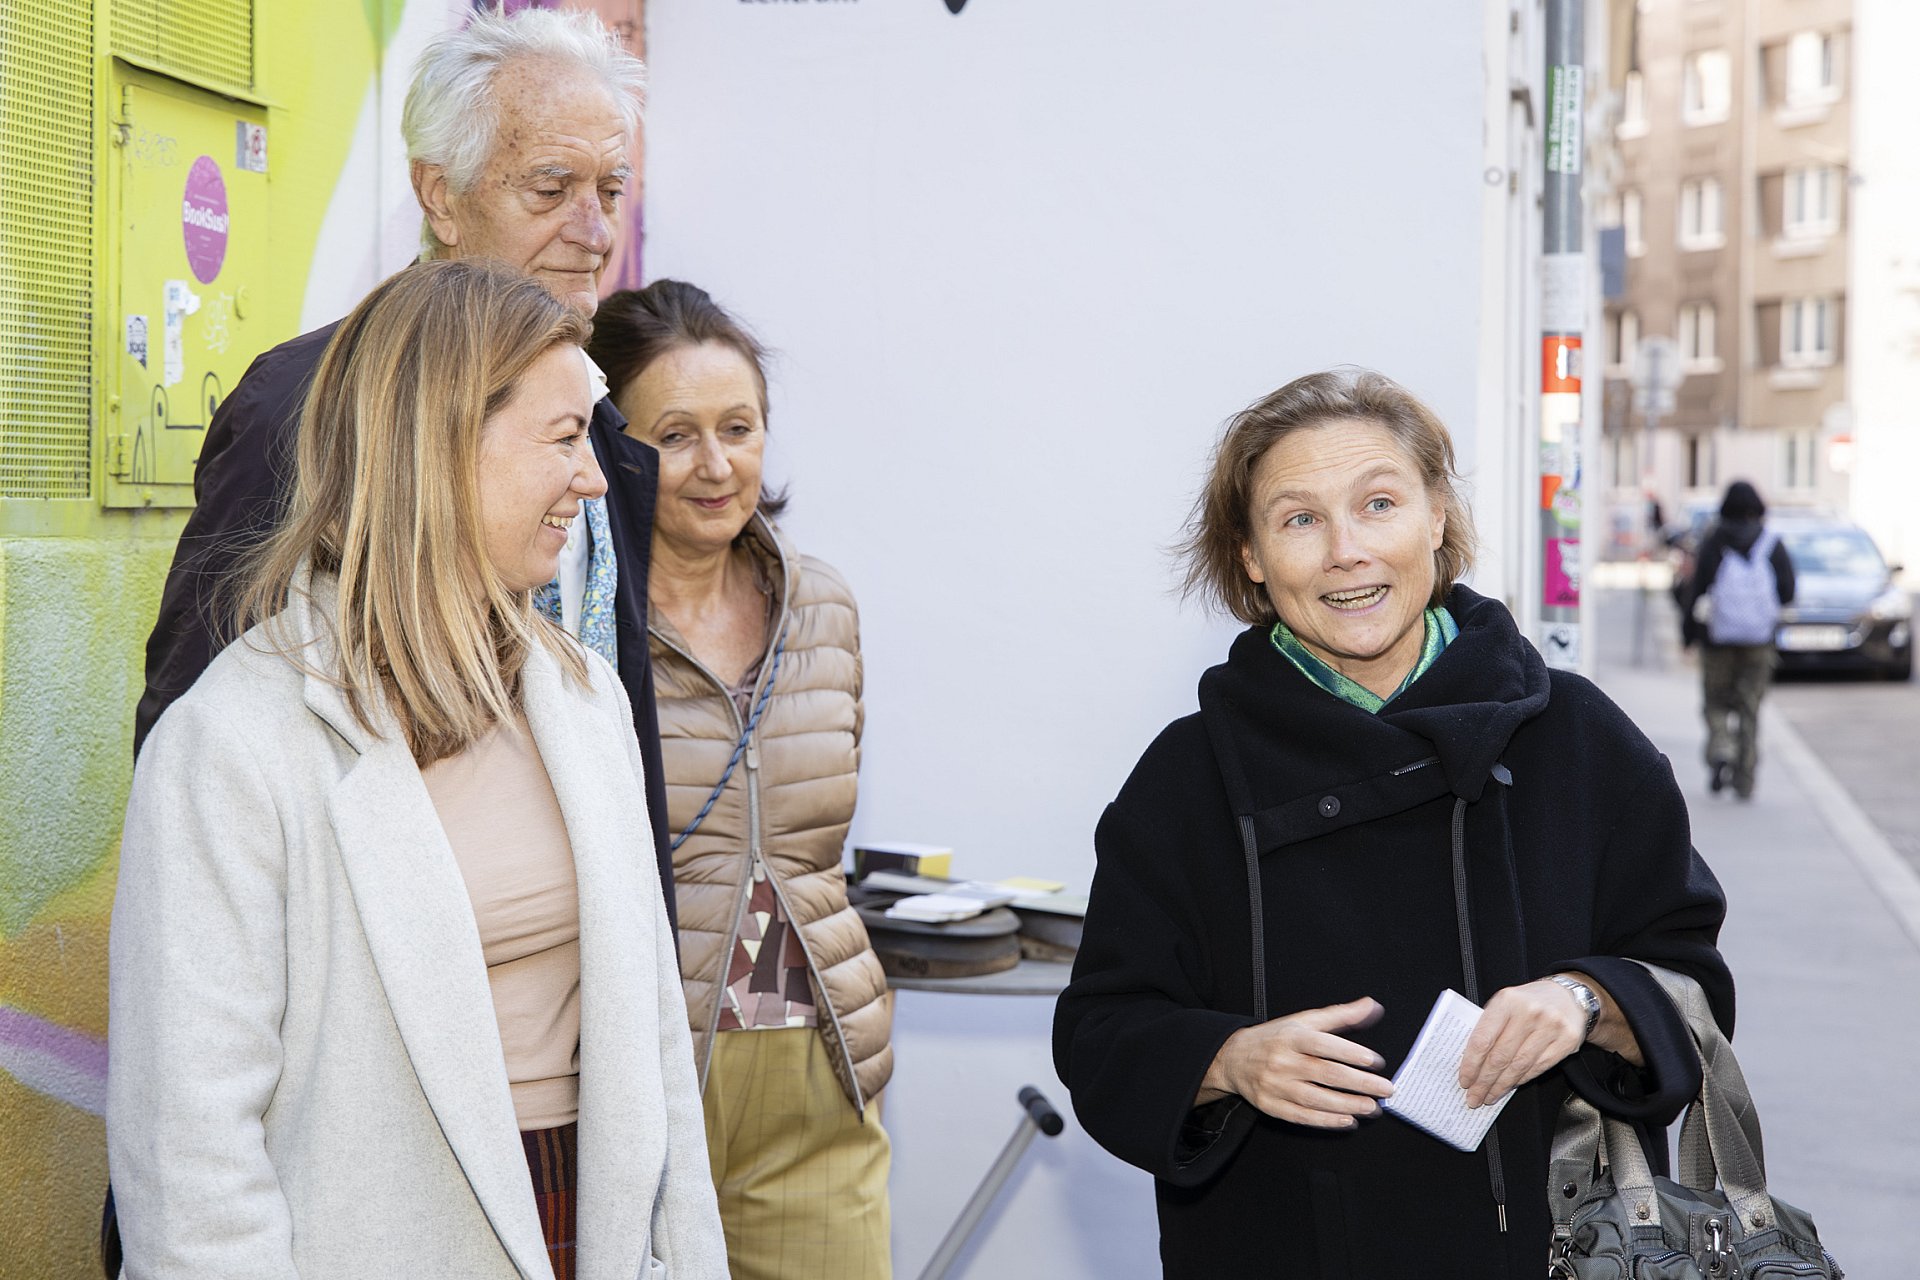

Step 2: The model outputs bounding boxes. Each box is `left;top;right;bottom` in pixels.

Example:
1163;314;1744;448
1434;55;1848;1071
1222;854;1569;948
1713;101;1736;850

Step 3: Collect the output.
1550;974;1602;1040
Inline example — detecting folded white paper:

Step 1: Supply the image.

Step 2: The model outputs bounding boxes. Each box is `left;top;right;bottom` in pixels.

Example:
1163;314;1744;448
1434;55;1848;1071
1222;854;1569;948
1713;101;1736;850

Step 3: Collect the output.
1381;988;1513;1151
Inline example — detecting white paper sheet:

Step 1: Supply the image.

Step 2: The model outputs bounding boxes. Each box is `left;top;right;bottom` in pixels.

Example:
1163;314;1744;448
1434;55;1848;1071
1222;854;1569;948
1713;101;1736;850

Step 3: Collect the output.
1381;989;1514;1151
882;893;988;923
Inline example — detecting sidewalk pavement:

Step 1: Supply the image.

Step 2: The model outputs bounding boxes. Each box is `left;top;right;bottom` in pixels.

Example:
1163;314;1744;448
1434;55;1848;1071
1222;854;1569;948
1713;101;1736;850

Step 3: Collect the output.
1593;597;1920;1279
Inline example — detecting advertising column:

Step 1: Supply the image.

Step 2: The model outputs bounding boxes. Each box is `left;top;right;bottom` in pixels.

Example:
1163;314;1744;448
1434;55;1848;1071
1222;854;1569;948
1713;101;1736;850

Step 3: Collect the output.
1539;0;1586;670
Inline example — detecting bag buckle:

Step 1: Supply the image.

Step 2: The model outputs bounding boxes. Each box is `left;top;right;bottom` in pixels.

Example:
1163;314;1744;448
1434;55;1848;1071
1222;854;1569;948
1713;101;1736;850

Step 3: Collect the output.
1547;1224;1578;1279
1705;1216;1732;1277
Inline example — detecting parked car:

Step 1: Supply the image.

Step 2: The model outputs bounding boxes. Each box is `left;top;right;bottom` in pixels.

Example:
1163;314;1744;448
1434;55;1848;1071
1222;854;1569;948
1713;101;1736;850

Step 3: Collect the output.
1771;514;1912;680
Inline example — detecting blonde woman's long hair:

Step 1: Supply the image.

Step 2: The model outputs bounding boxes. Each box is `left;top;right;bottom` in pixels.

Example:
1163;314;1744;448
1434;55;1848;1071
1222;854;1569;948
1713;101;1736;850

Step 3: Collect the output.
239;259;592;764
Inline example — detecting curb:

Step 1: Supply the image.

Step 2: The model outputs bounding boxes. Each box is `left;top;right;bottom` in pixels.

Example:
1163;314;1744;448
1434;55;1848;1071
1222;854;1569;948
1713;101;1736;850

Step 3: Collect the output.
1769;709;1920;955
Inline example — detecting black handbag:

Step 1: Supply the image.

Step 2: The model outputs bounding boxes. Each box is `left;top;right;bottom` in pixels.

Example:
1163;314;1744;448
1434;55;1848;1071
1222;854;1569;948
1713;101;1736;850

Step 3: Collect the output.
1546;961;1842;1279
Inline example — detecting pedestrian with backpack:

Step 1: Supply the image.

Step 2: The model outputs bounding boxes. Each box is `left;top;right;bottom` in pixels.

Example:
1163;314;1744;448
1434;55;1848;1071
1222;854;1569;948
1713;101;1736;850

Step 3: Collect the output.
1680;480;1796;798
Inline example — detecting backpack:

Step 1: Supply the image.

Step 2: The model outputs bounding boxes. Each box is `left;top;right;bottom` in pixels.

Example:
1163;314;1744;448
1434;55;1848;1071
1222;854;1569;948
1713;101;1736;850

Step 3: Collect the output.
1707;529;1781;646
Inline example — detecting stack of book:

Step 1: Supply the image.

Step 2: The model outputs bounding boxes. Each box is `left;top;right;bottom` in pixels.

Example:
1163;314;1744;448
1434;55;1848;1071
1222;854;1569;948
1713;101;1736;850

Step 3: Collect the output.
849;846;1087;971
868;873;1019;924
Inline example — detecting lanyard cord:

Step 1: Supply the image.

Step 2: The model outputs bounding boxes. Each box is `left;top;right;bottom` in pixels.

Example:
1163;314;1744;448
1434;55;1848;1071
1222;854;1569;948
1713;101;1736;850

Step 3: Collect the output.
670;627;788;852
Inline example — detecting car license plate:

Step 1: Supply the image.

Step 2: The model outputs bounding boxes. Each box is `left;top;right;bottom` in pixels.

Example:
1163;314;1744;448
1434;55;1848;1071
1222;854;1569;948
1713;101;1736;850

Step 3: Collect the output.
1778;625;1850;651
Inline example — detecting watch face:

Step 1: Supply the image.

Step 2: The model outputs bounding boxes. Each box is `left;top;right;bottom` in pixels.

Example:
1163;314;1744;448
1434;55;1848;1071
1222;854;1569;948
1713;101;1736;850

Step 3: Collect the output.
1554;975;1600;1022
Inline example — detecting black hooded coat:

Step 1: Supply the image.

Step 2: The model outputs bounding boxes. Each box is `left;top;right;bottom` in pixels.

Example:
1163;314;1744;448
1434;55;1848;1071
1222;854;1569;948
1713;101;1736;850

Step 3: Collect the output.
1053;586;1732;1279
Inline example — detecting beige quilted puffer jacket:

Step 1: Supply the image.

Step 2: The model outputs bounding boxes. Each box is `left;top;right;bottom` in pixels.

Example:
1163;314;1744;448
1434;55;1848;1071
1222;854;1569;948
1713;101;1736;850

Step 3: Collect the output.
649;514;892;1112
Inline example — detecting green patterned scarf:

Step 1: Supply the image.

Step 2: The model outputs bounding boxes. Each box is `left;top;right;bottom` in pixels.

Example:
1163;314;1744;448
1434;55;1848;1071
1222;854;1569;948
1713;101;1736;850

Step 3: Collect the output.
1269;606;1458;713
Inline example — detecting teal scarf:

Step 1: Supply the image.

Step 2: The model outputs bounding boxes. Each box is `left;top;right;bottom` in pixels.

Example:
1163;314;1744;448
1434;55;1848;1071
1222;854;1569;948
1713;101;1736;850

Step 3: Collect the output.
1269;606;1458;713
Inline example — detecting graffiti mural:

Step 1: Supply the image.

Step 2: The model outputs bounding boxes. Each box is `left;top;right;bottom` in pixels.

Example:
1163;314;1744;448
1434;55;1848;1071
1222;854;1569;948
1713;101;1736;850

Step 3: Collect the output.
0;4;646;1276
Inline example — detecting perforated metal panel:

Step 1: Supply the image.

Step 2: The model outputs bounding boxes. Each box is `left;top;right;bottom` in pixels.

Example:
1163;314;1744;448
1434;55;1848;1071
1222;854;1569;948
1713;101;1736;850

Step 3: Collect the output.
114;0;255;96
0;0;96;500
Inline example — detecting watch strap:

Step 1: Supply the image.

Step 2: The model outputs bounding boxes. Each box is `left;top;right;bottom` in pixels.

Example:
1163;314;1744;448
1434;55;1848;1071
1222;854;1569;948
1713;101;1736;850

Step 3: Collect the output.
1550;974;1602;1039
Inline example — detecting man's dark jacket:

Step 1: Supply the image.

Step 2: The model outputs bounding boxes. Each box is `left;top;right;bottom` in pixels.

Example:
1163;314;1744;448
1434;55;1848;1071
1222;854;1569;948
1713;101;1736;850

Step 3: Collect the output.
135;321;676;931
1053;586;1732;1279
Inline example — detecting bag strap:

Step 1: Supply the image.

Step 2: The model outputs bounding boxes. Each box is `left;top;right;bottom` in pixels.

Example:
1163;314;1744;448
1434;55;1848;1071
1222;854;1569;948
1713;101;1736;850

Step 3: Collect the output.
1638;963;1770;1211
1549;961;1775;1235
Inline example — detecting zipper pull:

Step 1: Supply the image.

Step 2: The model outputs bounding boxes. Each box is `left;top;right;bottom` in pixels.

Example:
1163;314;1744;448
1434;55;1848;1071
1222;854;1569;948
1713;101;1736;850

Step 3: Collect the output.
745;741;760;772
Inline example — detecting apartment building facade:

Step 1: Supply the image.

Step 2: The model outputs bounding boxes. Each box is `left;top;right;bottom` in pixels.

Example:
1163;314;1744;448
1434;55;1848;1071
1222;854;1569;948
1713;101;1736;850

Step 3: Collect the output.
1601;0;1856;531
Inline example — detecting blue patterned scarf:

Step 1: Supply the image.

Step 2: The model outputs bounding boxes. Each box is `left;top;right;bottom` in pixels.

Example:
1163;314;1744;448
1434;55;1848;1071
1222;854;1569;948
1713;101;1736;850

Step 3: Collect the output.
531;494;618;667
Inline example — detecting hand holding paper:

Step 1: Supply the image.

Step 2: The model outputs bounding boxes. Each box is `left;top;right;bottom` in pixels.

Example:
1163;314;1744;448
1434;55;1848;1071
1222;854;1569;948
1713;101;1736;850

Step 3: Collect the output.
1381;990;1514;1152
1457;975;1593;1106
1384;979;1594;1150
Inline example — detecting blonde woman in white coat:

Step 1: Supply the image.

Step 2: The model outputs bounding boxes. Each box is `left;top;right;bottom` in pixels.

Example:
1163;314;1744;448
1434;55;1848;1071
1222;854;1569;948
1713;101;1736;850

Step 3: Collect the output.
108;261;729;1280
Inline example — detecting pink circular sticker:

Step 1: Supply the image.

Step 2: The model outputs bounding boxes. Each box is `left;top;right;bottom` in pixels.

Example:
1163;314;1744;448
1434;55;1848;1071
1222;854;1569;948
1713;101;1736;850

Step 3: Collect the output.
182;156;229;283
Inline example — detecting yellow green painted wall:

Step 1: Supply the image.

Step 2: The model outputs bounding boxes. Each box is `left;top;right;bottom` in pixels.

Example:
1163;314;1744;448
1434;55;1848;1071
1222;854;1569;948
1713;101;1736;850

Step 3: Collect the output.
0;4;402;1274
2;3;646;1271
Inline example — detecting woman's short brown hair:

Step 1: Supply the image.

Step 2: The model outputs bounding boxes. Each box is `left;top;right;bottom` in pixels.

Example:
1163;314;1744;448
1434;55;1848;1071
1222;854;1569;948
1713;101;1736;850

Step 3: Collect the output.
1180;368;1477;626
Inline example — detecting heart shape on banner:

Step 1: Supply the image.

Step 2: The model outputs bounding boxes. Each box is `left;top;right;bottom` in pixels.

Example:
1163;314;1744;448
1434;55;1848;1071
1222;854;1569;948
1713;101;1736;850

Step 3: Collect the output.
945;0;968;12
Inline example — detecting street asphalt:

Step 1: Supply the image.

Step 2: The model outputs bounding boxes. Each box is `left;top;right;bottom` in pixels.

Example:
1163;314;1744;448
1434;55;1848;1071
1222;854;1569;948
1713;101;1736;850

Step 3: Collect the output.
1592;587;1918;1278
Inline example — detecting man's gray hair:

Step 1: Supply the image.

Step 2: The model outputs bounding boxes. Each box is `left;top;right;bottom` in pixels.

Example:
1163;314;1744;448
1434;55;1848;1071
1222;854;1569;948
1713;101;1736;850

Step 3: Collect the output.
404;7;646;250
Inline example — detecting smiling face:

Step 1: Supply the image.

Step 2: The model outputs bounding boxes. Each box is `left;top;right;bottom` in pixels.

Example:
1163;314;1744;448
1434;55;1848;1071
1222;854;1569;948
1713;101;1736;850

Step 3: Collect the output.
421;58;631;316
1238;419;1447;699
477;344;607;593
614;341;767;560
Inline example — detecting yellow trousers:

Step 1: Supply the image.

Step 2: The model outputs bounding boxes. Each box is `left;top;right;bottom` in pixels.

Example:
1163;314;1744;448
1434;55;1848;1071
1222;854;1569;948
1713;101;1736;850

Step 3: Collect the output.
702;1027;892;1280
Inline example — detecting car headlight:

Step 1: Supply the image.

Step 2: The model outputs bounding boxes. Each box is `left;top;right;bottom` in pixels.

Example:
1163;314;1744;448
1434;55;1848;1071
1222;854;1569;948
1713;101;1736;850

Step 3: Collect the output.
1869;587;1913;621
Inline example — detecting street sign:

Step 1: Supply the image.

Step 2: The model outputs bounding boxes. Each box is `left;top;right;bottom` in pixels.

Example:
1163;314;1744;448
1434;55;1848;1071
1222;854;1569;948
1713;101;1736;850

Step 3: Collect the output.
1632;335;1679;418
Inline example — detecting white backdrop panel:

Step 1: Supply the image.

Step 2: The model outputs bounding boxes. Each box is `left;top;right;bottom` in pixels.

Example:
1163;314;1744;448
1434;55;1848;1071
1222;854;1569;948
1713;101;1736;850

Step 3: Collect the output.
645;2;1491;1274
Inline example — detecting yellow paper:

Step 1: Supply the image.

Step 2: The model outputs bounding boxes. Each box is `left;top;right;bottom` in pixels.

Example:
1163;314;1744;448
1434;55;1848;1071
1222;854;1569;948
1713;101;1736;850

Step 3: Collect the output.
997;875;1067;894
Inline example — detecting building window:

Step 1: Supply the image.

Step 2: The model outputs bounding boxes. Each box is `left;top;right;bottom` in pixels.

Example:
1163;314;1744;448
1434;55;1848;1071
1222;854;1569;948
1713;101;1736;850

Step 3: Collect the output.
1623;189;1645;257
1782;296;1835;367
1678;302;1719;372
1783;166;1838;239
1678;178;1724;250
1781;429;1819;491
1618;71;1648;138
1684;50;1732;124
1607;309;1639;373
1785;32;1838;107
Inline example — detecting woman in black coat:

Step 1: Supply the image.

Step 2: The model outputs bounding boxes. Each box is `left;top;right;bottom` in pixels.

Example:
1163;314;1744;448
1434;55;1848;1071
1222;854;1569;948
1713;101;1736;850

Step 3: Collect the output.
1052;370;1732;1279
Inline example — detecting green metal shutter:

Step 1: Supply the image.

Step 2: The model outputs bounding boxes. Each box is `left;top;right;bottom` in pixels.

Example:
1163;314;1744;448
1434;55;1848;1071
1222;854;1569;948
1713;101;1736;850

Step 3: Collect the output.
0;0;96;500
113;0;256;96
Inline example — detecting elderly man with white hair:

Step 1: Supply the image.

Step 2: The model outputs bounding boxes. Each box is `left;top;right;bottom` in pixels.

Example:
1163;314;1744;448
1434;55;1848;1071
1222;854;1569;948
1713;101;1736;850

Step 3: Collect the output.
118;9;702;1279
137;7;675;918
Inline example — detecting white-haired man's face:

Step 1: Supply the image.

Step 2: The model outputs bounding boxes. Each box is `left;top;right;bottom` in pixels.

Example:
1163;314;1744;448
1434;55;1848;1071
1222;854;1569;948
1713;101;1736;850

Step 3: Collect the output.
417;56;632;317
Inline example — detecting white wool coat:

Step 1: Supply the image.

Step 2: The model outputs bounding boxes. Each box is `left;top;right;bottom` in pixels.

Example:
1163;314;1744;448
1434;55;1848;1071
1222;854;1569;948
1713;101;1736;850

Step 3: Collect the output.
108;571;729;1280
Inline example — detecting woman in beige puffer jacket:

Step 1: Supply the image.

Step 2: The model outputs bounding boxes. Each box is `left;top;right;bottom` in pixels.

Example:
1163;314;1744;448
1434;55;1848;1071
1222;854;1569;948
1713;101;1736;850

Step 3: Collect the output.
591;280;894;1280
651;512;893;1108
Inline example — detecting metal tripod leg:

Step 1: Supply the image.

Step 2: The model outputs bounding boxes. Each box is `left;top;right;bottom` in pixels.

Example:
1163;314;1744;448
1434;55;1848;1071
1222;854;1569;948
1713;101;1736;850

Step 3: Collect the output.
917;1086;1065;1280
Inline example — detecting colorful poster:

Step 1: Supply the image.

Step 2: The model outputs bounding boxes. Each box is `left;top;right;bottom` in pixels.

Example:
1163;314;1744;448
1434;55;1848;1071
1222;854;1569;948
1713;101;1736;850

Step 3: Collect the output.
181;156;230;283
1545;537;1580;607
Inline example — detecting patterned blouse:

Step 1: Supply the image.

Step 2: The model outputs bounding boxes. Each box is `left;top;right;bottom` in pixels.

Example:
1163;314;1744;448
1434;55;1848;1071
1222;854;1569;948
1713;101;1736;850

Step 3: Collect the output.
714;563;818;1032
